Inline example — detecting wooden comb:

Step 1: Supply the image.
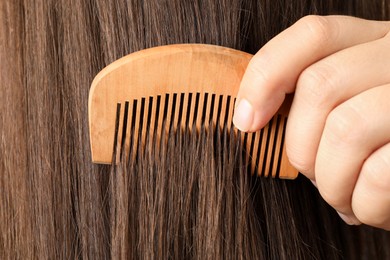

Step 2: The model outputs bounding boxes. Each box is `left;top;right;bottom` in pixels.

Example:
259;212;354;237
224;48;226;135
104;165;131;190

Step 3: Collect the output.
88;44;298;179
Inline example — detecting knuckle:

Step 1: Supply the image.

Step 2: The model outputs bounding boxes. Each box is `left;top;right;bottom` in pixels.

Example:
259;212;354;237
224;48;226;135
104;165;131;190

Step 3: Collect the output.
297;63;338;108
286;145;313;175
297;15;334;46
247;56;271;83
324;104;367;147
361;153;390;192
353;204;388;228
319;185;345;209
352;153;390;227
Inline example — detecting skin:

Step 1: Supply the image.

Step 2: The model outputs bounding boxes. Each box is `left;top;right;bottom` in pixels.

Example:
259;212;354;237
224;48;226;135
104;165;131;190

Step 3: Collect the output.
233;15;390;230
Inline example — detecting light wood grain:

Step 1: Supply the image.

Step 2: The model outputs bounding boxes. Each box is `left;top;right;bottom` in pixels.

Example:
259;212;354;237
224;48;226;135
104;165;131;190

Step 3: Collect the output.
89;44;298;179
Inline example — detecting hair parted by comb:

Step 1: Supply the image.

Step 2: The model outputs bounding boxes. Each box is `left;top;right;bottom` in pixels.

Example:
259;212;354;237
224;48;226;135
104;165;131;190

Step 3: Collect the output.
1;0;390;259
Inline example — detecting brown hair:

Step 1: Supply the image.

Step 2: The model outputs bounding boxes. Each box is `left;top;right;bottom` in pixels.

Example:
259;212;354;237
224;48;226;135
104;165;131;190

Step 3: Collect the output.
1;0;390;259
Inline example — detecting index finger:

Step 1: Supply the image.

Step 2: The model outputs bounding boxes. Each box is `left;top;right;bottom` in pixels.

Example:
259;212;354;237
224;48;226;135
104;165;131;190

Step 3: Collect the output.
233;15;390;132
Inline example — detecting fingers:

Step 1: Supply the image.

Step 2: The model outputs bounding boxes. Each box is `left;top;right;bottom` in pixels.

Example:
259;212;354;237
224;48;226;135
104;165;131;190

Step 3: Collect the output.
233;15;390;132
232;15;390;230
286;34;390;177
315;84;390;222
353;142;390;230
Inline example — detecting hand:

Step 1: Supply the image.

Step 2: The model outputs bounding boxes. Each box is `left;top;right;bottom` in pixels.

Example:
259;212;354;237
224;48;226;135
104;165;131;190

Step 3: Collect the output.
233;15;390;230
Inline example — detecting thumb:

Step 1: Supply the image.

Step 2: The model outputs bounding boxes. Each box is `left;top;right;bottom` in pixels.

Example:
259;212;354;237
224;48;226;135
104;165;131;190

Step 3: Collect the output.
233;53;287;132
233;15;390;132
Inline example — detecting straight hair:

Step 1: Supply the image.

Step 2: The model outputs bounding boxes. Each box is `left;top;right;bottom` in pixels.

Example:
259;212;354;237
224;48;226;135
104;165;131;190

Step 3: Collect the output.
1;0;390;259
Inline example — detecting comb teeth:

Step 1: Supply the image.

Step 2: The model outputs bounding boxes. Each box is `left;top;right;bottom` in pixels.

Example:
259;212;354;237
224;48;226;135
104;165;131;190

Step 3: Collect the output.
89;44;298;179
111;92;291;178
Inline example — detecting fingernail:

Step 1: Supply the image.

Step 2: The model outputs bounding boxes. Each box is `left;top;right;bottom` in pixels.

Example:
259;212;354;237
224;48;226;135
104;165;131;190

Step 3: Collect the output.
337;212;361;225
233;99;254;132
